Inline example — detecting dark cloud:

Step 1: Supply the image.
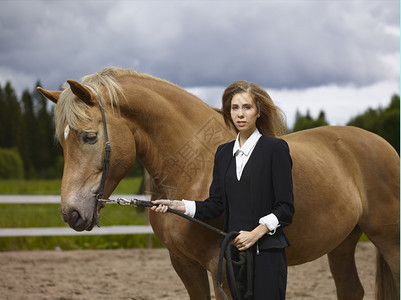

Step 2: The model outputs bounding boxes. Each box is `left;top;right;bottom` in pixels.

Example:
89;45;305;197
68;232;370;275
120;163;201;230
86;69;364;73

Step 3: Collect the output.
0;0;399;94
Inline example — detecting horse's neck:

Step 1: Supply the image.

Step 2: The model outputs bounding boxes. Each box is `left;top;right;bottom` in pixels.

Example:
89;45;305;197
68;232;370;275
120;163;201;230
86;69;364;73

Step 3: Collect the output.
120;77;235;199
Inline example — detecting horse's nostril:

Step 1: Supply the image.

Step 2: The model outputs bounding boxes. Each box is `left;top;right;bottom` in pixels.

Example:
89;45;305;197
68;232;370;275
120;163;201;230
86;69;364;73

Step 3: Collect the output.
71;210;84;228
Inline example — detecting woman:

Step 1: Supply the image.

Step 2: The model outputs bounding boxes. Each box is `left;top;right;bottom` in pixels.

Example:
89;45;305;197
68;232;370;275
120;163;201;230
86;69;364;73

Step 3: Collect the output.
152;80;294;299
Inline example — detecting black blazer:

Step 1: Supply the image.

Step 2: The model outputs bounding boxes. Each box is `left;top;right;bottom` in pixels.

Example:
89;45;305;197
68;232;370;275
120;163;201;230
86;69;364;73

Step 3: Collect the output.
195;135;295;249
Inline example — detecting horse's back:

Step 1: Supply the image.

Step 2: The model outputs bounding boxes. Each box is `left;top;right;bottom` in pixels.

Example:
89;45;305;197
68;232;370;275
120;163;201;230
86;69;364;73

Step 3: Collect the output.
285;126;399;208
282;126;399;265
285;126;399;183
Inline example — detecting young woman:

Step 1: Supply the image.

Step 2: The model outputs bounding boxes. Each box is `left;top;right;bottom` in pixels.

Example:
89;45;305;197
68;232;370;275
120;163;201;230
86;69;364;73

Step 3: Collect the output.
152;80;294;299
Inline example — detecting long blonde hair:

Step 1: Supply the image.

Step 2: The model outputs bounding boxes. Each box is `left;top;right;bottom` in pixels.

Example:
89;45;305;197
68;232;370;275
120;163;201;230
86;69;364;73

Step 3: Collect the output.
222;80;287;137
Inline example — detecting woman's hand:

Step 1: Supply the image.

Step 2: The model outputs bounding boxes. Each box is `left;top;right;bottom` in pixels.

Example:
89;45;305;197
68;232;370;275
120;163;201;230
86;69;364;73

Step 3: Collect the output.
233;231;259;251
150;199;186;213
233;224;269;251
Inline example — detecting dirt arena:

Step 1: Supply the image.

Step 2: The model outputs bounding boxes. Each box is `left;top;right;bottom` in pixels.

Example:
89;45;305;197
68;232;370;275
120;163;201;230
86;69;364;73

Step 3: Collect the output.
0;242;376;299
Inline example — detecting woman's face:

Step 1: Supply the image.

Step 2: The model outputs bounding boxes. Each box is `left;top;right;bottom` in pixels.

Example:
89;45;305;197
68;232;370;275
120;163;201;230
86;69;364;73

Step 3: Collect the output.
230;92;259;135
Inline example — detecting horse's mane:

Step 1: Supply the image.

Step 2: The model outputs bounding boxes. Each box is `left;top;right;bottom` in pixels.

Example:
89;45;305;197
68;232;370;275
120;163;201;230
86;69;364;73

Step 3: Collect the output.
54;67;173;139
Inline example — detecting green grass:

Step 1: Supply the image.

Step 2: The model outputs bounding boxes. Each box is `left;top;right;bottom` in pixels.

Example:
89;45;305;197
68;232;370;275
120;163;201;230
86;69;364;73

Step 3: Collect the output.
0;177;143;195
0;203;145;228
359;233;369;242
0;178;62;195
0;176;165;251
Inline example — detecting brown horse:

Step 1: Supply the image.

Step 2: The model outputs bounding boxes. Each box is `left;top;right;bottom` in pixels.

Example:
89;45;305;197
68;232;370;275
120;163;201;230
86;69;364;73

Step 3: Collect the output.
38;67;399;299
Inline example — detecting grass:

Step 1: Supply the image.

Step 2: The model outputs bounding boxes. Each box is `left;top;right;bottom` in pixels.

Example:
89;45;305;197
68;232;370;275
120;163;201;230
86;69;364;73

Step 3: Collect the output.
0;178;63;195
0;177;143;195
0;176;164;251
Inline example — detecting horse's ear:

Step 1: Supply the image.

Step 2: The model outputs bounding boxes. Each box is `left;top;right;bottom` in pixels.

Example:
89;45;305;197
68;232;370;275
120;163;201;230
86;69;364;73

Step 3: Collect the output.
67;79;95;106
37;87;61;104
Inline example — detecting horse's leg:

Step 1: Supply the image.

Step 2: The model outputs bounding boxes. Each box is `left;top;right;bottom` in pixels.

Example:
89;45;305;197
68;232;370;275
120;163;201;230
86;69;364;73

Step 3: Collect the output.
327;225;364;300
363;221;400;299
208;259;232;300
357;178;400;300
169;252;212;300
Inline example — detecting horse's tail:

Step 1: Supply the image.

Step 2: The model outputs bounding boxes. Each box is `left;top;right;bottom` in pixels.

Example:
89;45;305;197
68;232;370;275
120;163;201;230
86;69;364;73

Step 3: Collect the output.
376;251;398;299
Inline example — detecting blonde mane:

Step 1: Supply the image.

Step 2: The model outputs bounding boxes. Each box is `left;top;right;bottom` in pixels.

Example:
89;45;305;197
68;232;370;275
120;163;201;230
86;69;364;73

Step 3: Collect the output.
54;67;197;140
54;67;139;139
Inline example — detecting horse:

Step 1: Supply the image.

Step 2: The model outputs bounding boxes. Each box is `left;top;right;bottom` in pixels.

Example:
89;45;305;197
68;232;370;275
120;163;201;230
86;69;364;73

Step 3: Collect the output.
38;67;399;299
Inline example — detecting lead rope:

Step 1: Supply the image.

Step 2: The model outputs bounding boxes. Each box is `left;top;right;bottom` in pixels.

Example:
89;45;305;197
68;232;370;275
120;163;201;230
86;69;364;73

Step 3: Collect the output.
99;198;253;299
218;232;253;300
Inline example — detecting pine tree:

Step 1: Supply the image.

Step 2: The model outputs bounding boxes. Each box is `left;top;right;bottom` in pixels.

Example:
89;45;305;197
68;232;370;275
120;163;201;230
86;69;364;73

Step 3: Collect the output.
3;82;22;149
347;94;399;154
34;81;59;177
20;89;37;178
292;109;329;132
0;84;6;147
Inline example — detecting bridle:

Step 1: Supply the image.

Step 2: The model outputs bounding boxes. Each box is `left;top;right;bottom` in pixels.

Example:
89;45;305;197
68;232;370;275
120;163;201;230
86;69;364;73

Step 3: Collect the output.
87;85;111;227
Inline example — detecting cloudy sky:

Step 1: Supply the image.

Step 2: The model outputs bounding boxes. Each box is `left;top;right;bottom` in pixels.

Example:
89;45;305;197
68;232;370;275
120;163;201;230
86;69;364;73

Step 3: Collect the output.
0;0;399;127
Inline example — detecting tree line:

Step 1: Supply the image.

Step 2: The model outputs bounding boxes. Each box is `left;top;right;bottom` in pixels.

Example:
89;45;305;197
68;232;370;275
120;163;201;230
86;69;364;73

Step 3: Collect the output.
0;80;399;179
292;94;400;154
0;81;61;179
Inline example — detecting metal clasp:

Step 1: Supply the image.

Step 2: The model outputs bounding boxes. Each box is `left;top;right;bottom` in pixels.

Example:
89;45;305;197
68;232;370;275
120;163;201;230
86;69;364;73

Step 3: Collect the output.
97;198;114;203
116;197;133;205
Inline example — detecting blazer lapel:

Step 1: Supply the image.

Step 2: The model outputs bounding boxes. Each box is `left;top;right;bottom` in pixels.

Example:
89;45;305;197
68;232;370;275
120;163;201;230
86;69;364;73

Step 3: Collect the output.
218;141;235;198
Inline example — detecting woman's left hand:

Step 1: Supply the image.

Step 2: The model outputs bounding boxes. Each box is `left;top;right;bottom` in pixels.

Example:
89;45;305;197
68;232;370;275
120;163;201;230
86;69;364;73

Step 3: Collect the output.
233;224;269;251
232;231;259;251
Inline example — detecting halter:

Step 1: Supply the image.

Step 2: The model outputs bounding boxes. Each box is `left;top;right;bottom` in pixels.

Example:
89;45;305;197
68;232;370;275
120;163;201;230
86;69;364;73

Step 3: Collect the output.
87;85;111;227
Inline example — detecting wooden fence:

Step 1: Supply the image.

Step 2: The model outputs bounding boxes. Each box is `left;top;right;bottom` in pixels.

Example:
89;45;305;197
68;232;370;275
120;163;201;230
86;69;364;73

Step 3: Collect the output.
0;195;154;237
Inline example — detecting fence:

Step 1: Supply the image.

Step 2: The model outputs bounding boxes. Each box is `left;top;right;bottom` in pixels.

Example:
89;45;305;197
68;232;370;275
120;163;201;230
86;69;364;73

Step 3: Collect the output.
0;195;154;238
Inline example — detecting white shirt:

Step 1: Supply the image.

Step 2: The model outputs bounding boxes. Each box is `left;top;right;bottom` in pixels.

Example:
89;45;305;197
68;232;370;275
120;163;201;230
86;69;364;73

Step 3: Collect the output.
233;129;262;181
183;128;279;234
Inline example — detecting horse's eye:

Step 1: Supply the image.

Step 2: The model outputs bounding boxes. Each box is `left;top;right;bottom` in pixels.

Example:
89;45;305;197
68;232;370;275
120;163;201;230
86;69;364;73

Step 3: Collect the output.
81;132;98;144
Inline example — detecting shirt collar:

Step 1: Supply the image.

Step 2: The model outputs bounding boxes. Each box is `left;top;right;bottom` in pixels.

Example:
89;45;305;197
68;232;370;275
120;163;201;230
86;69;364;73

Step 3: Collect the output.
233;128;262;156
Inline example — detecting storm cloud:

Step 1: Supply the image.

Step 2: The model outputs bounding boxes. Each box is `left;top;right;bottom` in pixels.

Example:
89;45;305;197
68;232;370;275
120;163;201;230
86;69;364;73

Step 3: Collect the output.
0;0;399;126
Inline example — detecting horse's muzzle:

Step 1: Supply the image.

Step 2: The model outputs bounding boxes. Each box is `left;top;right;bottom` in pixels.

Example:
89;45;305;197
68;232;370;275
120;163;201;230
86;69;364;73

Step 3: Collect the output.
62;207;96;232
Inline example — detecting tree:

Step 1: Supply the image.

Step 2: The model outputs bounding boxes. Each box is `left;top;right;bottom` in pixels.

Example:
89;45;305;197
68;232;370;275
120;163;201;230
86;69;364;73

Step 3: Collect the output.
0;81;64;179
0;85;6;148
33;81;57;177
0;147;24;179
2;82;22;149
347;94;399;154
292;109;329;132
20;89;38;178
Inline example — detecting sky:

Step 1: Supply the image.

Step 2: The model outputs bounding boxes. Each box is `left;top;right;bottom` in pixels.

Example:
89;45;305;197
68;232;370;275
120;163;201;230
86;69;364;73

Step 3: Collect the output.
0;0;399;128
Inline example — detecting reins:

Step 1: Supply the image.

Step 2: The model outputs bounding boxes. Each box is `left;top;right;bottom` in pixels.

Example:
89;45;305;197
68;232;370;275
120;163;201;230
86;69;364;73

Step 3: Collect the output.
89;87;253;299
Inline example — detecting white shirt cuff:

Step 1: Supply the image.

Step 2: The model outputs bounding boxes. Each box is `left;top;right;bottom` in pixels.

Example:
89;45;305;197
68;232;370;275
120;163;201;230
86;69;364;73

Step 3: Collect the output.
259;213;280;235
182;200;196;217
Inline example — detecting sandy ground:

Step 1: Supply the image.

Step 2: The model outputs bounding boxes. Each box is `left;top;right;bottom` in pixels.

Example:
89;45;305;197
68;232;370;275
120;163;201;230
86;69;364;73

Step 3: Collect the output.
0;242;376;300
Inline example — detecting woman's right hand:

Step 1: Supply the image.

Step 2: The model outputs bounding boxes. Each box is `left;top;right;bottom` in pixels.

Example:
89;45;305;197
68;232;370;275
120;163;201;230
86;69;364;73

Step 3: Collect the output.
151;199;186;213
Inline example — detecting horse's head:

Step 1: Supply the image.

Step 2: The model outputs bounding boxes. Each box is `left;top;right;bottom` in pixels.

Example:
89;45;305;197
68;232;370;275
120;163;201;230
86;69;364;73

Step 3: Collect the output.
38;79;136;231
